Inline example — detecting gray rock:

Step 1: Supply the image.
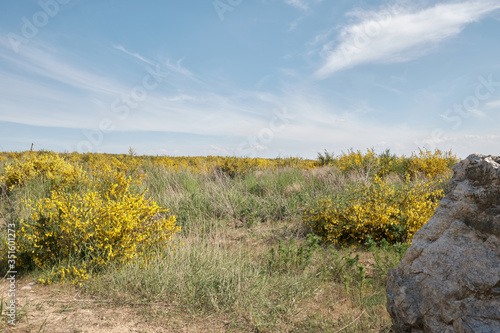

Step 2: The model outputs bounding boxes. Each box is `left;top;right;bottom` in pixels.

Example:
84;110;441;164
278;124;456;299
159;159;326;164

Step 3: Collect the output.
386;154;500;333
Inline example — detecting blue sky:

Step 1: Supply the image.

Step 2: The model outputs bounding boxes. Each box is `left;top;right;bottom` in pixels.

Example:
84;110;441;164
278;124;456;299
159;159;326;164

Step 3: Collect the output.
1;0;499;158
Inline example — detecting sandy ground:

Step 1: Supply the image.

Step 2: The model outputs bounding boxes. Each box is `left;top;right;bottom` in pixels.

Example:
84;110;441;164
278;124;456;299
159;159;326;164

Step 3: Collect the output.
0;278;230;333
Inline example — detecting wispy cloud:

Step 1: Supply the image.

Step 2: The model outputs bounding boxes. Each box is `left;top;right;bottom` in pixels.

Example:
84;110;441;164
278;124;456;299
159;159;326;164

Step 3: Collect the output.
314;0;500;79
0;38;417;155
162;94;196;102
0;39;296;139
0;38;127;97
113;44;195;79
284;0;323;11
285;0;310;10
112;44;155;65
0;21;495;158
163;58;194;78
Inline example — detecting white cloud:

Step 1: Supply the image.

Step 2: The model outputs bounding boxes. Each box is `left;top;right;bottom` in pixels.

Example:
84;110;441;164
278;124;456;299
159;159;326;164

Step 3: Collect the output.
284;0;323;11
285;0;310;10
208;145;229;155
467;108;487;118
314;1;500;78
0;39;424;156
1;31;496;158
485;99;500;108
162;94;196;102
465;134;500;139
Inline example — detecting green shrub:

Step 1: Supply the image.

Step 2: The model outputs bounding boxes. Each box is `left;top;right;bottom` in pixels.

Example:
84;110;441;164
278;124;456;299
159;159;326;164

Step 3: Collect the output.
266;234;320;274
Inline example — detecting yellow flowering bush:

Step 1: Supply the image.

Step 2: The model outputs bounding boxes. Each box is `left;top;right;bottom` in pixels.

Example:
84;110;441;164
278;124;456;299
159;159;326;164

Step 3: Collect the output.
16;166;180;285
303;176;444;245
336;148;378;175
315;148;456;179
405;148;458;179
151;155;316;175
0;152;77;190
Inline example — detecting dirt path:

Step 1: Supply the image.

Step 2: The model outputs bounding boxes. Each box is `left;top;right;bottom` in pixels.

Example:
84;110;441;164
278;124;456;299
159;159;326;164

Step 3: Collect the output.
0;278;229;333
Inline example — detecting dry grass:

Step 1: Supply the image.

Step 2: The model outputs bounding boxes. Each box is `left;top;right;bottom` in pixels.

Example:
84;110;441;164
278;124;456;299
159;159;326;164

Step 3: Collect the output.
0;161;412;332
1;216;396;332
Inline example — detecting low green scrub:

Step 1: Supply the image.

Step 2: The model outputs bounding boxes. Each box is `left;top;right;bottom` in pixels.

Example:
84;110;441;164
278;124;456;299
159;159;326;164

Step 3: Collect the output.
266;234;320;274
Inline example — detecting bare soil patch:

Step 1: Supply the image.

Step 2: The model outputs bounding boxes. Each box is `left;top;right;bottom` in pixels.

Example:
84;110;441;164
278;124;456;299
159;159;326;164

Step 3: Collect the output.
0;279;231;333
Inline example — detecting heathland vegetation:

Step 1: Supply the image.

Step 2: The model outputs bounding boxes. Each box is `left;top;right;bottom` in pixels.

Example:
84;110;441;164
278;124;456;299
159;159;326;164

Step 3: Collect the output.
0;148;457;332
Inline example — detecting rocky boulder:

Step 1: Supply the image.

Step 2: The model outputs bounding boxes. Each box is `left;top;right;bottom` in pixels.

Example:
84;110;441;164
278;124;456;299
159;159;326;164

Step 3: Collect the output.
386;154;500;333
